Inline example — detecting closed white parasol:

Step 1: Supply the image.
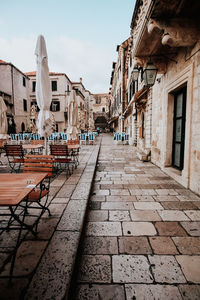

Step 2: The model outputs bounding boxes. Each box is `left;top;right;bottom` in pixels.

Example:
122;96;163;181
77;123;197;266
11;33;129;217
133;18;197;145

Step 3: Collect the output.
35;35;53;141
67;89;78;140
0;96;8;139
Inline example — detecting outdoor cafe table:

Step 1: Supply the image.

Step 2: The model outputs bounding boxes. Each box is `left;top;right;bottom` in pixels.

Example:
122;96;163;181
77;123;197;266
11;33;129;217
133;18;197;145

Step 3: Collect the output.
0;172;48;282
67;144;80;150
0;172;48;232
22;143;44;153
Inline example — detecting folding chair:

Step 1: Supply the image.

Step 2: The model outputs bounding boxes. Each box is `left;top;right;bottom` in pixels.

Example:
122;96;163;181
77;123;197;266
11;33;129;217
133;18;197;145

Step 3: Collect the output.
23;154;54;228
18;134;24;143
23;133;31;143
10;134;17;144
50;144;72;174
67;140;80;168
124;134;129;144
4;144;25;172
61;133;68;143
48;134;54;144
88;133;94;145
80;133;86;145
32;133;40;140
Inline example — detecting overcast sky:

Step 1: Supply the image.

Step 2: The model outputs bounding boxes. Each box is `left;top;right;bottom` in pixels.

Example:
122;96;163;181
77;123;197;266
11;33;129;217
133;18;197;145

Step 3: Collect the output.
0;0;135;93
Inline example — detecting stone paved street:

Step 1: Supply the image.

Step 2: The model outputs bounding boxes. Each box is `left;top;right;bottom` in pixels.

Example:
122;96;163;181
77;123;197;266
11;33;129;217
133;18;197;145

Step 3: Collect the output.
73;134;200;300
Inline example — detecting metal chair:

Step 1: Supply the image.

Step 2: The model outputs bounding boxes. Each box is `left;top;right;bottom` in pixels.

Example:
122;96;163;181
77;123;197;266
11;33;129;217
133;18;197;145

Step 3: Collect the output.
61;133;68;143
4;144;25;172
88;133;94;145
10;134;17;144
67;140;80;168
80;133;86;145
23;154;54;228
50;144;73;174
32;133;40;140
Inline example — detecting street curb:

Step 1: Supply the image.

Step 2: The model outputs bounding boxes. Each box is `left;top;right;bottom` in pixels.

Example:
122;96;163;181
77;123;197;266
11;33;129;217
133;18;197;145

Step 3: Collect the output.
24;142;101;300
65;143;101;299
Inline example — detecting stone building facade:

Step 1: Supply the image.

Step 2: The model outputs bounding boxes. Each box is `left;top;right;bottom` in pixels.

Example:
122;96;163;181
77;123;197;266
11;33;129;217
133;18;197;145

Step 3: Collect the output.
92;93;109;131
0;60;30;133
130;0;200;194
109;0;200;195
109;39;132;133
0;59;104;135
26;71;72;132
71;80;88;133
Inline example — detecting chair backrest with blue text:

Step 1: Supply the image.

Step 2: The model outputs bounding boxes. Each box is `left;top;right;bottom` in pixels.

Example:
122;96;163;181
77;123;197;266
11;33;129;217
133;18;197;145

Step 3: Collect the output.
89;133;94;143
33;134;40;140
124;134;129;141
115;133;121;141
48;134;54;141
80;134;86;141
61;133;67;141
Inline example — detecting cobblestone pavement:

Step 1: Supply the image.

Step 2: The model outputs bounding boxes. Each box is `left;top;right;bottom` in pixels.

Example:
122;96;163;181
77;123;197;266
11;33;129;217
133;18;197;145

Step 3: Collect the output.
73;134;200;300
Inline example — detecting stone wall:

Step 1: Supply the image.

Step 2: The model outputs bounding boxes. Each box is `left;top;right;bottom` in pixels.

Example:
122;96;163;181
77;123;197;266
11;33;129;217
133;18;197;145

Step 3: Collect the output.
151;44;200;195
0;63;30;132
0;64;12;95
190;50;200;194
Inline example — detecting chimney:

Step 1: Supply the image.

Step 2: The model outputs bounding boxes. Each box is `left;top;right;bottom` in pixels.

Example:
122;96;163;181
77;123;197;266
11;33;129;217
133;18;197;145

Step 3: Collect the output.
80;77;82;83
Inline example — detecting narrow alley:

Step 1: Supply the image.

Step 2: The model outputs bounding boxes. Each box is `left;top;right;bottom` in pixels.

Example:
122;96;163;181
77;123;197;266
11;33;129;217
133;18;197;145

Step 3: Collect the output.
72;134;200;300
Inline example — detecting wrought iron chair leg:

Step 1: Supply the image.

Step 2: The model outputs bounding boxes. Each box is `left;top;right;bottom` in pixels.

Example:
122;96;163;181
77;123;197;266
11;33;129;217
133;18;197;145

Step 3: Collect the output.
9;206;37;237
8;200;35;285
37;202;51;216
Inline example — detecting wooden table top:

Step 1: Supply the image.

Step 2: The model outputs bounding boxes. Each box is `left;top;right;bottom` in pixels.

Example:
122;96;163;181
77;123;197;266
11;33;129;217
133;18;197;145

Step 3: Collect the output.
0;173;47;206
23;144;44;150
67;144;80;150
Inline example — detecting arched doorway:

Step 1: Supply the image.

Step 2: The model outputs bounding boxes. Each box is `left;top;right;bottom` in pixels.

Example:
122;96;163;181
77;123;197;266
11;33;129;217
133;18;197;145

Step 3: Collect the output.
94;116;108;132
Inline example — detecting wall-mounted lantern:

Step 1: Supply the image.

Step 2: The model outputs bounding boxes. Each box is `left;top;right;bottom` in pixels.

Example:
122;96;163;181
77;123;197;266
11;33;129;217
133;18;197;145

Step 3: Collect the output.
143;61;158;87
131;67;140;81
131;60;158;87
